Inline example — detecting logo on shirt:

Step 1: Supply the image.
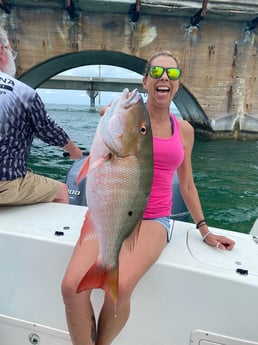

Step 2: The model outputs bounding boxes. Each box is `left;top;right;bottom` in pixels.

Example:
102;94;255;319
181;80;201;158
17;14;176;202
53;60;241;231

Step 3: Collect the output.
0;76;15;94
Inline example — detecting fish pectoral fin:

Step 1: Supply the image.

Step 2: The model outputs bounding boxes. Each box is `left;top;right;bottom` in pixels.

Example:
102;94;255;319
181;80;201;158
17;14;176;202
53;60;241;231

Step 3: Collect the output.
77;263;119;305
76;155;90;185
87;154;112;172
79;211;97;244
77;154;111;185
123;220;142;252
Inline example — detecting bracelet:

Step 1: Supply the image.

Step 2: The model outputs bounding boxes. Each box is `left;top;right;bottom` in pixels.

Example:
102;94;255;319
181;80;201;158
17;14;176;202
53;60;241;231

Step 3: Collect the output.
198;223;207;229
202;231;211;241
196;219;206;229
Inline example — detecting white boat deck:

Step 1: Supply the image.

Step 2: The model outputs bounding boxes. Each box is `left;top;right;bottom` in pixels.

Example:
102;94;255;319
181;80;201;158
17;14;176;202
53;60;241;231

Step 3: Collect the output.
0;203;258;345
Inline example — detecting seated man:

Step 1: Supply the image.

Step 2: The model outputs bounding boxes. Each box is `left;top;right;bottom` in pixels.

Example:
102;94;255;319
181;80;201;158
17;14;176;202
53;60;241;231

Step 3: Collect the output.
0;25;83;205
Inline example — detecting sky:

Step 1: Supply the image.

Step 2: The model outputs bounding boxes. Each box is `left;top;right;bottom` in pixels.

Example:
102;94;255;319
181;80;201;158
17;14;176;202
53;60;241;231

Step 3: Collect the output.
36;65;143;107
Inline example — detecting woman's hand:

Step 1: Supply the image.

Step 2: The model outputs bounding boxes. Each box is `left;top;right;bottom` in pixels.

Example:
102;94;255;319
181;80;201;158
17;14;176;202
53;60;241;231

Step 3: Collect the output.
203;232;235;250
99;102;112;116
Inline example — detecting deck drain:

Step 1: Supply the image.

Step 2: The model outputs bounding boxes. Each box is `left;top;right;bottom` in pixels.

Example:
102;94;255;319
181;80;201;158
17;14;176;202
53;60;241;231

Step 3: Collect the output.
28;333;40;344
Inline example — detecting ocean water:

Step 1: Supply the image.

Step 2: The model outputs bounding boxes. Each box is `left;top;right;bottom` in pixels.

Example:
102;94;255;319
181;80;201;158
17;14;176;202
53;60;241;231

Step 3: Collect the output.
28;103;258;234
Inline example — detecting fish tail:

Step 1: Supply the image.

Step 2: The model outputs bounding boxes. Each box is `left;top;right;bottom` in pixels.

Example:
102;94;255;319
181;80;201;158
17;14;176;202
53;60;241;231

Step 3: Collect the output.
76;263;119;304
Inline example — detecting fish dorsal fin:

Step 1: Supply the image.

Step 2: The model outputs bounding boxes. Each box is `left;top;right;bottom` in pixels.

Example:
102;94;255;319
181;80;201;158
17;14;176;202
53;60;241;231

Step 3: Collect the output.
123;220;142;252
79;211;97;244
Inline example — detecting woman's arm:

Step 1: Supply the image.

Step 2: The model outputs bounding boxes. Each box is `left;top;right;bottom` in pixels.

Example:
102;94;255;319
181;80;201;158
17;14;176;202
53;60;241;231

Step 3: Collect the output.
177;120;235;250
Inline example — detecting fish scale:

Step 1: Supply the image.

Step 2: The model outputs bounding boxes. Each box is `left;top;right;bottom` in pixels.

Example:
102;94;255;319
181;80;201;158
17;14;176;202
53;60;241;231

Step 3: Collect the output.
89;156;141;265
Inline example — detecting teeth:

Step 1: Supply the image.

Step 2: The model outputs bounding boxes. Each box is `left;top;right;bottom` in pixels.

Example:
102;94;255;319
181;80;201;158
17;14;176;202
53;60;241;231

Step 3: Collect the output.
156;87;169;91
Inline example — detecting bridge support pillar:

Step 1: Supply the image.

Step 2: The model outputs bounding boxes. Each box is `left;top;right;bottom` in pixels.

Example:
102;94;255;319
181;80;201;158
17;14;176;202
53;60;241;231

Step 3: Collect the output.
86;90;99;110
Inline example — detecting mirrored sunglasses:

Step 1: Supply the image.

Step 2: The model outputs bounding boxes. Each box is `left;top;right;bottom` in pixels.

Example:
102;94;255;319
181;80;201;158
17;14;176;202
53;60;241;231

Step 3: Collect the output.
148;66;181;80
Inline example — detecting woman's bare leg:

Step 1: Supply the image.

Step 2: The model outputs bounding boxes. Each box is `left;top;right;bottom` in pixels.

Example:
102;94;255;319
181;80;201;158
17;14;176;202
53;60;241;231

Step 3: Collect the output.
62;237;99;345
96;220;167;345
62;220;167;345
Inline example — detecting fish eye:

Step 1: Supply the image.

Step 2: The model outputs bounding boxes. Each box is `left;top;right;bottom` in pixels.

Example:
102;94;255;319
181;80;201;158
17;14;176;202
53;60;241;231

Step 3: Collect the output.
140;125;147;135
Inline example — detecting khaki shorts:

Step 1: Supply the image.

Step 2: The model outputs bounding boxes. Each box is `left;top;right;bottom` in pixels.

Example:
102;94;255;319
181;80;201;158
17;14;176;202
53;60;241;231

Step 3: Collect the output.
0;171;62;205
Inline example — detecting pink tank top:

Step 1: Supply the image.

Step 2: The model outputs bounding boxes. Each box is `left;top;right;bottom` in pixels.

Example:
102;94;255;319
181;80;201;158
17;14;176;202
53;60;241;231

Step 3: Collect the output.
143;115;184;218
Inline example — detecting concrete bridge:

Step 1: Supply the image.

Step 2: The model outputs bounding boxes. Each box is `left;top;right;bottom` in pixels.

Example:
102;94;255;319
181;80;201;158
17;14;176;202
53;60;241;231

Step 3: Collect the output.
41;75;145;110
1;0;258;138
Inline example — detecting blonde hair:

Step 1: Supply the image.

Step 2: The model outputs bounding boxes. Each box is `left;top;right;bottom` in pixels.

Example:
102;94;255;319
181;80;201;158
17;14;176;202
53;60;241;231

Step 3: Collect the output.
143;51;180;77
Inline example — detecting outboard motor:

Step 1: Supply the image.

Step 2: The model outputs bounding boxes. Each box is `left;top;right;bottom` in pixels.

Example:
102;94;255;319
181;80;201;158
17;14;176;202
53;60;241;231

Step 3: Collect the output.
65;156;190;222
65;156;88;206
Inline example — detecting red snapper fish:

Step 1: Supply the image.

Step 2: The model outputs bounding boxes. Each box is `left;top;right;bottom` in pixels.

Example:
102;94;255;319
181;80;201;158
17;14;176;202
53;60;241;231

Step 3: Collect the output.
76;88;153;304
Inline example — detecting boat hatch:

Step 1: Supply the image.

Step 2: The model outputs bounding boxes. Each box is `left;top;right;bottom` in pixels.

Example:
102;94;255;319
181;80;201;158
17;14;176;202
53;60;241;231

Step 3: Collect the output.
191;330;258;345
186;227;258;276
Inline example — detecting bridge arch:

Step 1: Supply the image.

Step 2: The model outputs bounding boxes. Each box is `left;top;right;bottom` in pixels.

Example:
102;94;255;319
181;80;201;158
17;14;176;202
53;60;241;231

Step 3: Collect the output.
19;50;211;131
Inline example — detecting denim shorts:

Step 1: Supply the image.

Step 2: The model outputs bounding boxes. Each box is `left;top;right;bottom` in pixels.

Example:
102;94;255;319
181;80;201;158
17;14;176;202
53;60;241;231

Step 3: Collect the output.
143;216;173;242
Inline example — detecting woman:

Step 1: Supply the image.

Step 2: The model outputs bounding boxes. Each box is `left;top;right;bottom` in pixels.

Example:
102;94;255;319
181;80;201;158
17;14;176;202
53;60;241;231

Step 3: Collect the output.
62;51;235;345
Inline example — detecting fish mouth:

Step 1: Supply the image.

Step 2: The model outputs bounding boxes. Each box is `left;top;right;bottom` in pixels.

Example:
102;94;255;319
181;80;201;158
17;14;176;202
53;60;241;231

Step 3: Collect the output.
121;88;141;109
